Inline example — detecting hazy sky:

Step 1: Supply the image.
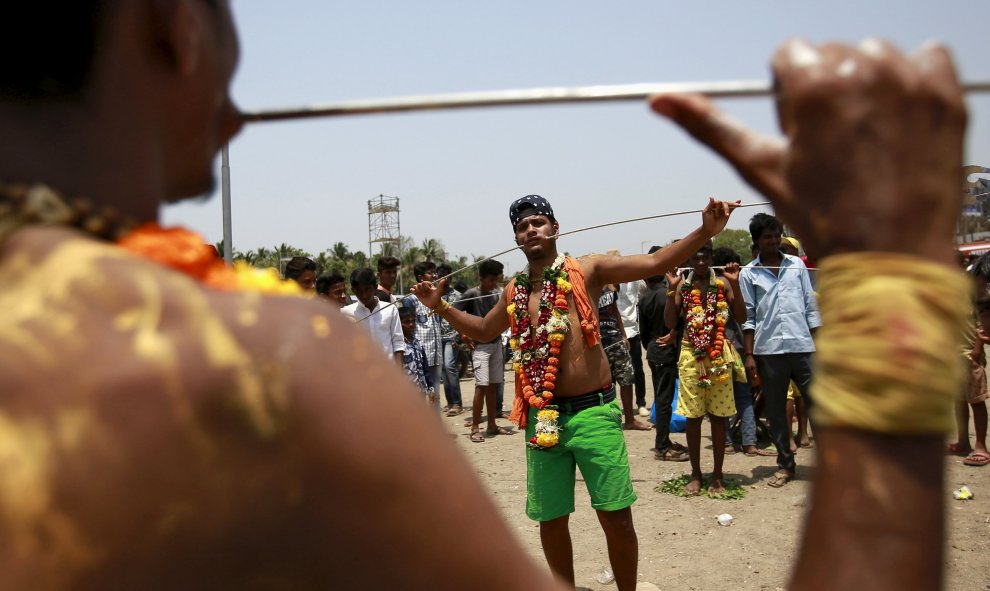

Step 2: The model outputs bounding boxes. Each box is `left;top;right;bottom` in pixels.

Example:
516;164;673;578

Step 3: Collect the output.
162;1;990;275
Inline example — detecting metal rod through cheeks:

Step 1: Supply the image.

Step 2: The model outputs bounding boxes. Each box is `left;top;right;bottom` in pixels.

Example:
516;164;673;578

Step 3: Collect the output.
241;79;990;124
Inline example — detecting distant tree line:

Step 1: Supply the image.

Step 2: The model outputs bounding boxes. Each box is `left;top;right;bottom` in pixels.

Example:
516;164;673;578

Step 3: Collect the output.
215;236;485;292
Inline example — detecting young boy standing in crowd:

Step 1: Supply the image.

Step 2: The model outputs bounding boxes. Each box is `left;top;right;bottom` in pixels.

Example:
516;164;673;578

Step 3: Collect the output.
400;305;437;409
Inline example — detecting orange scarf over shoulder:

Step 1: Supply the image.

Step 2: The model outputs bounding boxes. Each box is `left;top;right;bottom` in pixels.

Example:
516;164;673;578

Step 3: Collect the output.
507;256;600;428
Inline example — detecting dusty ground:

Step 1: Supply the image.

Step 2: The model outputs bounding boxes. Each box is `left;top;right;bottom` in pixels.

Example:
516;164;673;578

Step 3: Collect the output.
441;368;990;590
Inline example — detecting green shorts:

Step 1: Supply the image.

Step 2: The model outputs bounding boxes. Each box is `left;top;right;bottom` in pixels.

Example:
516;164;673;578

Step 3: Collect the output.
525;398;637;522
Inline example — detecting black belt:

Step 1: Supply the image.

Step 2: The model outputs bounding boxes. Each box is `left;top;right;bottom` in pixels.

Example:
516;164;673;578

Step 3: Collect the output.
555;384;615;414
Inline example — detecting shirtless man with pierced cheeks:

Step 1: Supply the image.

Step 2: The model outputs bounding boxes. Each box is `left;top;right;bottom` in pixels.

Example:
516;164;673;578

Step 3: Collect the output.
412;194;737;590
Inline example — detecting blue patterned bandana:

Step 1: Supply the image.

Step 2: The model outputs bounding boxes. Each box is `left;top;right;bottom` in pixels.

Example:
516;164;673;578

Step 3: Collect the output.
509;194;555;228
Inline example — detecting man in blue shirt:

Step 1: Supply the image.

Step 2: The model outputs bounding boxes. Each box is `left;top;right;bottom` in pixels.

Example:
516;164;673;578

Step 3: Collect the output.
740;213;821;487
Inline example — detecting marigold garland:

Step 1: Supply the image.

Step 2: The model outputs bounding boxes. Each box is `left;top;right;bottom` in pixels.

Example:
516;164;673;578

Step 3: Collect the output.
509;254;571;428
681;271;730;388
117;223;303;295
528;407;562;450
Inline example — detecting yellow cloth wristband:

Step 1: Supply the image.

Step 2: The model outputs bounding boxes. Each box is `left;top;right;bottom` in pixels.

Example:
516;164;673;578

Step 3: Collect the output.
432;299;451;314
812;253;970;434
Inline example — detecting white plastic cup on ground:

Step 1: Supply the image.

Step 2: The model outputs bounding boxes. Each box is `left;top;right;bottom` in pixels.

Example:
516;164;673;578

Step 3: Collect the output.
595;566;615;584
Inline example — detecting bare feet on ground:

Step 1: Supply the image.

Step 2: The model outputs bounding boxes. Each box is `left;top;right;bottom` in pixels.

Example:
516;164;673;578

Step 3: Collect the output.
947;442;973;455
623;419;653;431
686;474;703;496
708;476;726;496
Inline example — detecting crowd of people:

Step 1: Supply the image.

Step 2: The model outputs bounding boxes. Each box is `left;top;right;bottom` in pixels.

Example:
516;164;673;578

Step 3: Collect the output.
287;207;929;492
0;2;982;589
282;199;988;587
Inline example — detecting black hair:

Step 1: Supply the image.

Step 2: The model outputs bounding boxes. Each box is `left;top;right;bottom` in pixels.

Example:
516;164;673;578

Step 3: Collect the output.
350;267;377;289
436;263;453;277
0;2;113;100
712;247;741;267
749;213;783;245
0;1;220;101
284;256;317;281
478;259;504;279
398;305;416;320
971;252;990;282
315;271;345;296
644;245;665;283
377;256;400;272
413;260;437;281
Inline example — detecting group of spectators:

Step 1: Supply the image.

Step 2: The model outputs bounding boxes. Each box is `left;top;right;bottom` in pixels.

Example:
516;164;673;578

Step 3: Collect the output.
584;212;818;492
280;254;512;440
280;209;989;484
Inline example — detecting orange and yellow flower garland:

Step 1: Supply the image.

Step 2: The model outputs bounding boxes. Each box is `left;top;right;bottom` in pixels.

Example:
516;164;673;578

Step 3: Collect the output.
682;272;731;388
117;223;303;295
508;254;571;449
0;182;302;295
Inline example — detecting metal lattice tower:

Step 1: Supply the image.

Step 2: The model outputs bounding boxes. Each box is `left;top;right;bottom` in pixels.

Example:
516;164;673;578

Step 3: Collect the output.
368;194;401;259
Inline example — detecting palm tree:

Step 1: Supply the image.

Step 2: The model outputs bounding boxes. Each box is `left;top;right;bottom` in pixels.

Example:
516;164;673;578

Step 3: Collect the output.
420;238;445;262
379;242;398;258
252;246;277;269
330;241;351;262
238;250;259;265
314;251;332;273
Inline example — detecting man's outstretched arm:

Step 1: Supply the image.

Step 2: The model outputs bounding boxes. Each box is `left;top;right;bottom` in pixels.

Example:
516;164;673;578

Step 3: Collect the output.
589;198;739;287
410;279;510;343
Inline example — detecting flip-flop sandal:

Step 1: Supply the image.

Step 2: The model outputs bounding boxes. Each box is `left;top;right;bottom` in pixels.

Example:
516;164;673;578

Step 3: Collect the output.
745;448;777;457
653;449;689;462
963;451;990;466
767;470;793;488
485;426;513;436
469;431;485;443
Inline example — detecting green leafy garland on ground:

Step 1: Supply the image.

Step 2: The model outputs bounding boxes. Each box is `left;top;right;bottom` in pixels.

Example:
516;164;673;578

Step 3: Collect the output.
656;474;747;500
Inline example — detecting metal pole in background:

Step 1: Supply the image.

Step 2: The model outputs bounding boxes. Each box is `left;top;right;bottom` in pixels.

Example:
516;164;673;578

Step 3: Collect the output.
221;144;233;265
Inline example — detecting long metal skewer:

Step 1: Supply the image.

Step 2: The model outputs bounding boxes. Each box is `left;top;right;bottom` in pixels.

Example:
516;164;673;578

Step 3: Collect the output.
241;79;990;123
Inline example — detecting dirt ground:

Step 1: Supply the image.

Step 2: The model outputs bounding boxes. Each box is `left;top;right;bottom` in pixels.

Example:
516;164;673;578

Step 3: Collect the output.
441;368;990;590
